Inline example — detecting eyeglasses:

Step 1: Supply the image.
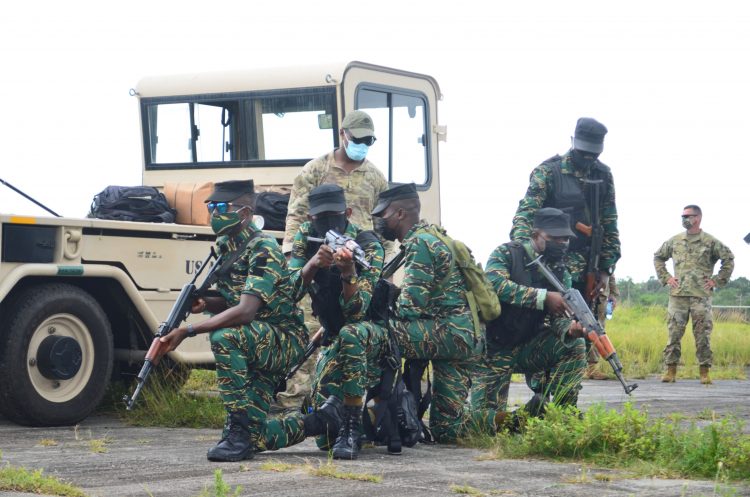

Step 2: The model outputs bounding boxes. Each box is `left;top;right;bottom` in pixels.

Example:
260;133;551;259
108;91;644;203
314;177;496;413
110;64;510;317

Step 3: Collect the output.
345;131;376;146
207;202;248;214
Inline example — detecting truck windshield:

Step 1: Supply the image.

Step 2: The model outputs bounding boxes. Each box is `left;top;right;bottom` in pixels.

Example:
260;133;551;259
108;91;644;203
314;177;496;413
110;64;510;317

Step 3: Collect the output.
142;87;337;169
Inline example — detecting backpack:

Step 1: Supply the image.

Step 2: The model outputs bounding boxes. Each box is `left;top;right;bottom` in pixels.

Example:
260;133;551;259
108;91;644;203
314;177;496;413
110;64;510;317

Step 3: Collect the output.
89;186;176;223
254;191;290;231
362;374;421;453
418;226;501;329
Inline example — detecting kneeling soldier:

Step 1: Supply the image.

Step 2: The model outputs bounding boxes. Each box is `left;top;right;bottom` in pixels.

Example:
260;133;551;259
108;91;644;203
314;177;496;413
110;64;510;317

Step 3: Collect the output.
472;208;586;418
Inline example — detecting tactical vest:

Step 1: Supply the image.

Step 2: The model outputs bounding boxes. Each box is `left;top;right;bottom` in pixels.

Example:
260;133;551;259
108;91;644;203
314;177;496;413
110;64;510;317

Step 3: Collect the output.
485;242;563;348
542;155;610;252
305;229;380;336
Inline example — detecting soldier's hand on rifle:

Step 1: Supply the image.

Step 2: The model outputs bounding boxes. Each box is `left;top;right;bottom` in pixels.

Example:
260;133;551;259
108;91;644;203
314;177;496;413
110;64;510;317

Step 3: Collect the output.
567;320;586;338
333;247;356;275
667;276;680;289
159;327;188;353
191;298;207;314
590;271;610;300
544;291;568;316
311;244;335;269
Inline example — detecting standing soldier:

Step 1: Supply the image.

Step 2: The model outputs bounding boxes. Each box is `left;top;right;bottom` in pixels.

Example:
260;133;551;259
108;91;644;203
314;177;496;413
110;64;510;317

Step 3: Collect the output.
654;205;734;384
278;110;388;410
472;208;586;416
159;180;312;462
511;117;621;380
341;184;499;454
287;184;386;452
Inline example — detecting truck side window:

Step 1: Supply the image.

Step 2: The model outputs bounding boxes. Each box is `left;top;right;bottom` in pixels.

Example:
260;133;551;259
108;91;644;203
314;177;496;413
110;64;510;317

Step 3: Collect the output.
356;88;429;186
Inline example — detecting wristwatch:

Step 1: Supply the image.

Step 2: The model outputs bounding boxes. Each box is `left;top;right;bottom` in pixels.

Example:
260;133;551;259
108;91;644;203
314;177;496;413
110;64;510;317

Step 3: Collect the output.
186;323;197;337
341;273;357;285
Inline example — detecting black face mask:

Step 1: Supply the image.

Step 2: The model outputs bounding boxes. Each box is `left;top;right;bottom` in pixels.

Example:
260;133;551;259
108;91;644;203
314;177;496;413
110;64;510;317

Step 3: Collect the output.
312;214;347;237
571;149;599;170
542;240;569;262
374;217;399;242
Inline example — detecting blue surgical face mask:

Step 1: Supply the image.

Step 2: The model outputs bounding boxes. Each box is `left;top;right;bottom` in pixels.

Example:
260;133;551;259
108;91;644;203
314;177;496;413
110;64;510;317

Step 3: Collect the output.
344;138;369;161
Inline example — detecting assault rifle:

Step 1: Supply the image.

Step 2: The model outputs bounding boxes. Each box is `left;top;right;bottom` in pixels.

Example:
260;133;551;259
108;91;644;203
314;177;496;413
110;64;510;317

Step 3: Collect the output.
123;247;221;410
575;178;604;305
528;255;638;395
308;230;371;270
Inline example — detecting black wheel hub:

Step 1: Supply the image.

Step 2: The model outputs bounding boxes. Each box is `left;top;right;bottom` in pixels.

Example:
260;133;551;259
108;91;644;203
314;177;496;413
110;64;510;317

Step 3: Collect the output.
37;336;83;380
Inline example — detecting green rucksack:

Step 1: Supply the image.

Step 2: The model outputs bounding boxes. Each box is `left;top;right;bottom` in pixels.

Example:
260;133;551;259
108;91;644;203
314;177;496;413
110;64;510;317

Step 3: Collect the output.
418;226;501;330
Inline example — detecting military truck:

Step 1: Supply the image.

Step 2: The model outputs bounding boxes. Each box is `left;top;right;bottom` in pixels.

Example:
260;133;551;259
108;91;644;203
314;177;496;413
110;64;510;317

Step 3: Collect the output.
0;61;445;426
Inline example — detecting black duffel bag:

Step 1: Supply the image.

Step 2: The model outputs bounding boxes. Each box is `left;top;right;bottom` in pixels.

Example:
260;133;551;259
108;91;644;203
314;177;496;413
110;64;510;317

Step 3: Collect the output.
254;191;289;231
89;186;176;223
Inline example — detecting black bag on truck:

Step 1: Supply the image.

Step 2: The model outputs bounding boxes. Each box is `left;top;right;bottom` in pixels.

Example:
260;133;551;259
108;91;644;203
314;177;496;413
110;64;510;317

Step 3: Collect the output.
89;186;176;223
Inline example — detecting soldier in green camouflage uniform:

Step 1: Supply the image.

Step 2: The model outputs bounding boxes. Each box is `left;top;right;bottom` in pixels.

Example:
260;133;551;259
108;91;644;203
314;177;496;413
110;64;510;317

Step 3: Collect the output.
653;205;734;385
286;184;386;453
278;110;387;409
161;180;309;462
511;118;620;377
472;208;586;415
339;183;498;450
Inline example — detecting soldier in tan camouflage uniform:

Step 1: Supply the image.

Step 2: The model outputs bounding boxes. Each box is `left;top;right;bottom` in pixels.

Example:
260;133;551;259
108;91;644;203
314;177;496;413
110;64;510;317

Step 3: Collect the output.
654;205;734;385
277;110;388;409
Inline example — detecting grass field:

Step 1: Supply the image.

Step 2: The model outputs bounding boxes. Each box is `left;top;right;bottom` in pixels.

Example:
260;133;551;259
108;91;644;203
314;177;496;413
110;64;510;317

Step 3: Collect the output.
595;305;750;380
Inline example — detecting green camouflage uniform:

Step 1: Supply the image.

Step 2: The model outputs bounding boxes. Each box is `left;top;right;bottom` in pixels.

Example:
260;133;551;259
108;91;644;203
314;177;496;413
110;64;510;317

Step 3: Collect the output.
288;221;386;411
209;225;308;451
654;230;734;367
510;151;620;285
347;221;496;443
471;241;585;411
278;151;388;406
511;151;620;363
282;152;388;253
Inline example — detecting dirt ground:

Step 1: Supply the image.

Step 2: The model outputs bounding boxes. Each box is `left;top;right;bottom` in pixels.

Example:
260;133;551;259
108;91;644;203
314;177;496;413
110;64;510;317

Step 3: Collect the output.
1;375;748;497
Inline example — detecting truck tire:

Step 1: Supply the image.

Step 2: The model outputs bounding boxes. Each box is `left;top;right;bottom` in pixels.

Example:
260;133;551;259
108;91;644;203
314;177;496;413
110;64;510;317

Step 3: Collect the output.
0;283;114;426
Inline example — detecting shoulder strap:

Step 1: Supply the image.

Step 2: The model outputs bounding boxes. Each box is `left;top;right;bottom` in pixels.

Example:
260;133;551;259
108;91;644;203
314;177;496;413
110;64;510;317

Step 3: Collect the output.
214;230;264;279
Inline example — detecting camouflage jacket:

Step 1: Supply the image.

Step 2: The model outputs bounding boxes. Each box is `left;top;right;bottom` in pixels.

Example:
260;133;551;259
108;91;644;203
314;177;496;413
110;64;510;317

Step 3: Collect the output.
485;240;573;342
393;221;474;327
215;225;306;337
282;151;388;253
510;151;621;282
654;230;735;297
288;220;384;323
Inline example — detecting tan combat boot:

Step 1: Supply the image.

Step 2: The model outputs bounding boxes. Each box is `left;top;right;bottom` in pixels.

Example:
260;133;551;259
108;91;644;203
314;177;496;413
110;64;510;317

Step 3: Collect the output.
584;363;609;380
661;364;677;383
700;365;712;385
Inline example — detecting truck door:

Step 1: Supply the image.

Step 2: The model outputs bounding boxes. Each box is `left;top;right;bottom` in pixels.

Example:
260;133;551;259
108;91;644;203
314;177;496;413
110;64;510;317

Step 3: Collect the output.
341;62;443;225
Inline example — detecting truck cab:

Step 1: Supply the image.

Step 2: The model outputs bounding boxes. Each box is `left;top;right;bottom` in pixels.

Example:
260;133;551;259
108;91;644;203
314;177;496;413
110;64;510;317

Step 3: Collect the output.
0;61;444;426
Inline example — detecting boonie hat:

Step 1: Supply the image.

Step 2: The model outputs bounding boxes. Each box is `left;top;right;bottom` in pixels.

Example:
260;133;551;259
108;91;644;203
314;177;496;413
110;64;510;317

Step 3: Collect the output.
371;183;419;217
341;110;375;139
533;207;577;238
308;184;347;216
206;179;254;202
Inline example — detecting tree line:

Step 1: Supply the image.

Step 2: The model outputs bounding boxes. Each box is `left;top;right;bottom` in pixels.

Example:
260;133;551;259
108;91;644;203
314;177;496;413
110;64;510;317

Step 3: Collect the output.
618;276;750;308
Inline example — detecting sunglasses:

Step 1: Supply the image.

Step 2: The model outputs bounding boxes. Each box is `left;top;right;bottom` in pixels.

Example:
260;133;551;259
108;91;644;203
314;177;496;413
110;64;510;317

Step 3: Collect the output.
207;202;247;214
345;132;376;146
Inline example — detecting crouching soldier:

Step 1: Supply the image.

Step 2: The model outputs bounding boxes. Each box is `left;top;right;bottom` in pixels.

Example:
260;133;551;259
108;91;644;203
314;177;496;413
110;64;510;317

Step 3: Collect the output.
340;183;500;453
159;180;311;462
472;208;586;420
284;183;386;455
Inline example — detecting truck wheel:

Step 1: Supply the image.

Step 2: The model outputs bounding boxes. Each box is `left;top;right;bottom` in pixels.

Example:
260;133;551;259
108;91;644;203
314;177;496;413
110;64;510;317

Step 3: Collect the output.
0;283;113;426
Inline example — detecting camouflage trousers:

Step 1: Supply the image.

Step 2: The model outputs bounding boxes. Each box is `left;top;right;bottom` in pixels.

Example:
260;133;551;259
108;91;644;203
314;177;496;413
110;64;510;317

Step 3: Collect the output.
361;315;496;443
210;321;308;451
664;296;714;367
274;295;318;409
311;320;388;449
471;332;586;411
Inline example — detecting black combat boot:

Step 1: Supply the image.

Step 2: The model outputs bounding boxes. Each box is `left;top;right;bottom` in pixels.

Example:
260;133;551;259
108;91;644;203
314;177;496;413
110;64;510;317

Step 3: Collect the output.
303;395;344;438
332;404;363;460
207;411;254;462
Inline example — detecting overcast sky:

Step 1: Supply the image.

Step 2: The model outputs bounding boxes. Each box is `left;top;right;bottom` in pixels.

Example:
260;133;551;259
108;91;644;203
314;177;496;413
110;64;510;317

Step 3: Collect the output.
1;1;747;283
